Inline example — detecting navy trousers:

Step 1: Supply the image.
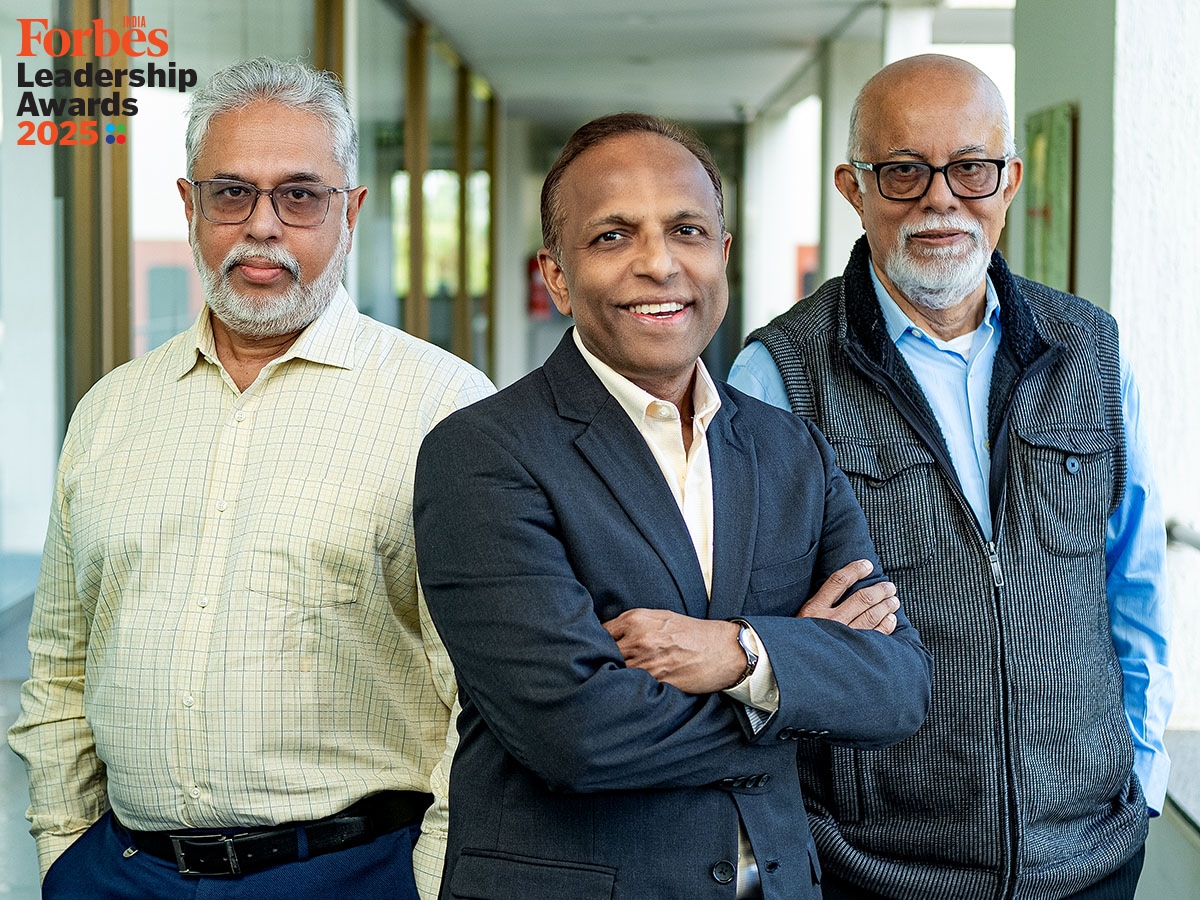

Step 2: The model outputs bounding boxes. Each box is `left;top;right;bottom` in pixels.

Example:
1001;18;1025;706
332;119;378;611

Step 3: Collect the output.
42;811;424;900
818;846;1145;900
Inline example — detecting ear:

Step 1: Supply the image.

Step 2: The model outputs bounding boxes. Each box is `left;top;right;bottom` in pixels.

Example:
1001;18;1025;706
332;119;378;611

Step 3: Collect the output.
834;164;866;221
177;178;196;228
721;231;733;267
1001;156;1023;207
343;186;368;251
537;249;572;317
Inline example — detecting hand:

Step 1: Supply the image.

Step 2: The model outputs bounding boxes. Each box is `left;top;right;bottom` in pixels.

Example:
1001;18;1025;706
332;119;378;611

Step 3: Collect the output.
602;608;744;694
798;559;899;634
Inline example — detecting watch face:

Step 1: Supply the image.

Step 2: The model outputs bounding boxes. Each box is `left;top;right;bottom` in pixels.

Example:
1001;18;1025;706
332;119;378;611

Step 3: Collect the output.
732;620;757;686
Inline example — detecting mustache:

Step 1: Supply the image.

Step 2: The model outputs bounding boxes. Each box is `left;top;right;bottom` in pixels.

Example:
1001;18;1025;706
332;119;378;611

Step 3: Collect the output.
221;243;301;280
898;215;985;244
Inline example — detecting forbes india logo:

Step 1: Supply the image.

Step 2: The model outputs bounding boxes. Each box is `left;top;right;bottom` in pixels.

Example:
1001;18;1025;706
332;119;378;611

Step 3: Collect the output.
11;15;197;147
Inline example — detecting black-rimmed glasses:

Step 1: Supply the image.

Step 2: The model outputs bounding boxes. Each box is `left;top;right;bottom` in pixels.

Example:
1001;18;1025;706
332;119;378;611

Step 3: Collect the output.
851;159;1009;201
187;179;353;227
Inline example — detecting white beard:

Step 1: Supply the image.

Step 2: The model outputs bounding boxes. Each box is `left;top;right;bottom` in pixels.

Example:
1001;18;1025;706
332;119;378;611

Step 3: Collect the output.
192;216;349;339
882;215;991;311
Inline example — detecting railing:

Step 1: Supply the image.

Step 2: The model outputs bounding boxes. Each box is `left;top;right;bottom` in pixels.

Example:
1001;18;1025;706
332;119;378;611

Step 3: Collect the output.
1166;520;1200;552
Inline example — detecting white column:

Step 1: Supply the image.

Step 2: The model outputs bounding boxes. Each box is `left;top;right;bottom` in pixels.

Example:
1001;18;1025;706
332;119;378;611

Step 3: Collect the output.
883;1;936;63
818;38;881;282
742;111;799;334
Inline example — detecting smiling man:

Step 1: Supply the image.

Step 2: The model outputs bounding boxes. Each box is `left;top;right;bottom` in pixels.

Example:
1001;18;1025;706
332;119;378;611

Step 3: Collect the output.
9;58;493;899
729;55;1172;900
413;112;931;900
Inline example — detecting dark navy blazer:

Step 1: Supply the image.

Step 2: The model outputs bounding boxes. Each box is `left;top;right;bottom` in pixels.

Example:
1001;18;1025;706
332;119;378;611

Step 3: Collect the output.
414;331;932;900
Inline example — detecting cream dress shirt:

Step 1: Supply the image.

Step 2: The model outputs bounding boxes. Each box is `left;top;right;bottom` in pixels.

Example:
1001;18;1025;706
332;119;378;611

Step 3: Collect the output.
8;287;493;896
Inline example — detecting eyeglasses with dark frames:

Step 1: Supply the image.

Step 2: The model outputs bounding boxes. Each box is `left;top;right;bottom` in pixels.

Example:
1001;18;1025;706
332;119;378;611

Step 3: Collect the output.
850;159;1009;202
187;179;353;227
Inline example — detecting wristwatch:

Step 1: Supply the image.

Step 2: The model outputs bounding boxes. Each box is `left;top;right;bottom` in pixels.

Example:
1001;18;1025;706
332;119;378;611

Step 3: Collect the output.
728;617;758;687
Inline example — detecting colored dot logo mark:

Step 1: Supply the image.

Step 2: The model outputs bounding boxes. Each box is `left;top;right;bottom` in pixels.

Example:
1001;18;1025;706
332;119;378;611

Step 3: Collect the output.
105;123;127;145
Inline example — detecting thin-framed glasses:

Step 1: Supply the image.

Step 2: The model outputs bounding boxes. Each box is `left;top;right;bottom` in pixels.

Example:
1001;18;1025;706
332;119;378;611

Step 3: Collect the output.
187;179;353;227
850;159;1008;201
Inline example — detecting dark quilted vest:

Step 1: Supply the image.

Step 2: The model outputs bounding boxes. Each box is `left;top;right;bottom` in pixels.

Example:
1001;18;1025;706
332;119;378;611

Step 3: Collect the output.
749;238;1147;900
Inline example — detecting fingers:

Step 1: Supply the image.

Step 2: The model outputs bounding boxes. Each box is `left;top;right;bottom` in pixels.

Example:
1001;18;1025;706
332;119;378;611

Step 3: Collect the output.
836;580;897;623
798;559;875;617
846;594;900;633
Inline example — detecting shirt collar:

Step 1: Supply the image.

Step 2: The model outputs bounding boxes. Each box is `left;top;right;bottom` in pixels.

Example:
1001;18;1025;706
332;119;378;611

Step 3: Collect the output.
571;327;721;428
868;263;1000;345
172;284;359;380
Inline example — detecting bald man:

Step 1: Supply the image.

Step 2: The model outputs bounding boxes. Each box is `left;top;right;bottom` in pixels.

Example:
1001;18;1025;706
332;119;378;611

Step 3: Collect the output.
729;54;1171;900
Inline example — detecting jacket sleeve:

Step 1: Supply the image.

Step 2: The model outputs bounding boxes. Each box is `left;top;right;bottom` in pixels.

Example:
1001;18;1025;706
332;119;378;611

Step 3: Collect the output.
414;415;757;794
744;417;933;749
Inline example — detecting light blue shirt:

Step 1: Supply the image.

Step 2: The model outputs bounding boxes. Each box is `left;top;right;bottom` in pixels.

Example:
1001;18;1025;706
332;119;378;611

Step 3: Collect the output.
728;274;1174;814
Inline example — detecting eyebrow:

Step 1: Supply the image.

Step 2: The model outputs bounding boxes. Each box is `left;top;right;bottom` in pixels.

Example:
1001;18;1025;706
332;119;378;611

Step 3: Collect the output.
209;171;327;184
882;145;990;160
582;209;713;230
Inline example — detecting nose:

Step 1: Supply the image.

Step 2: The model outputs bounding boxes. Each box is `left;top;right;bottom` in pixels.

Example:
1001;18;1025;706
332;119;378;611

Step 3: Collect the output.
633;232;679;282
243;188;284;241
921;168;960;212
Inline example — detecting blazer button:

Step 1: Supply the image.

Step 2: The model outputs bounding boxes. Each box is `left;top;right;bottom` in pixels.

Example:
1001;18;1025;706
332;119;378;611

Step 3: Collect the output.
755;773;772;787
711;860;736;884
777;727;793;740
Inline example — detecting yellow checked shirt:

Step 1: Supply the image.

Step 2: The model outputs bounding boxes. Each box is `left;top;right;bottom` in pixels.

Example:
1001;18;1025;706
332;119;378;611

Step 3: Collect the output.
8;287;493;892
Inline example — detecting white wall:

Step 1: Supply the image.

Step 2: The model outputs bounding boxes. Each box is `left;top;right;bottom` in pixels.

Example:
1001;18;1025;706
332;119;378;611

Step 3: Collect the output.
1109;0;1200;730
1015;0;1200;729
1010;0;1116;306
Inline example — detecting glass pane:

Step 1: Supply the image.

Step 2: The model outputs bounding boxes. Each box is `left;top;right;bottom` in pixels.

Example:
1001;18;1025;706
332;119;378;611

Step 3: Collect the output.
128;0;316;354
468;78;492;373
0;7;61;623
2;11;60;893
355;0;407;328
425;37;459;352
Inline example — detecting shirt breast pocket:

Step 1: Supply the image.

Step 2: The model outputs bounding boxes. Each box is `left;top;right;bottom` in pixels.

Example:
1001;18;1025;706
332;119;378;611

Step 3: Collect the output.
246;483;376;605
831;440;938;572
1010;425;1117;557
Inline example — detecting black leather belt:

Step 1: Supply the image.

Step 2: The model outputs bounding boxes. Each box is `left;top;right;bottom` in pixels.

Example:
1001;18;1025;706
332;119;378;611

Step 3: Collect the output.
122;790;433;876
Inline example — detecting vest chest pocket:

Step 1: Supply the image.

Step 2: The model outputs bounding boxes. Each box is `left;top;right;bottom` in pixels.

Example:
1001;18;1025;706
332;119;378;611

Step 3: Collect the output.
1010;425;1117;557
830;441;938;572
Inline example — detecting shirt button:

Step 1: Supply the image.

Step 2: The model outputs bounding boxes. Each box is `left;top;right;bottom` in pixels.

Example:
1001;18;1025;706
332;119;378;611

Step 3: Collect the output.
216;500;227;512
182;694;194;708
189;787;201;799
234;411;246;422
711;859;736;884
198;596;209;608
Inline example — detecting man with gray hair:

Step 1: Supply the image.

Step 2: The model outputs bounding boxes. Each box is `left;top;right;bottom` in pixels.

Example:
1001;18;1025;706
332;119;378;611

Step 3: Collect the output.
730;54;1171;899
8;57;492;899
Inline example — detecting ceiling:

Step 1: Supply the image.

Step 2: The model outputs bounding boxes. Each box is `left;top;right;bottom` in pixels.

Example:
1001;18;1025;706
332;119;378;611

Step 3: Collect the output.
403;0;1013;126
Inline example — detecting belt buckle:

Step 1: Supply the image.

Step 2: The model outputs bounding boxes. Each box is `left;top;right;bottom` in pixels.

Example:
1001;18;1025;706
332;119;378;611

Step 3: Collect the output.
170;833;242;875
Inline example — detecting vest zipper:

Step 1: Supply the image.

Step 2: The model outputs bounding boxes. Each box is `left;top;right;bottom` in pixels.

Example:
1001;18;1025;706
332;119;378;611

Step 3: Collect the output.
986;542;1004;587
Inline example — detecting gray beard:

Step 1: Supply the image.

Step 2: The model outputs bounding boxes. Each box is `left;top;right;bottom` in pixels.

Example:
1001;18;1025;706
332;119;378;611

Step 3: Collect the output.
192;217;349;339
882;216;991;312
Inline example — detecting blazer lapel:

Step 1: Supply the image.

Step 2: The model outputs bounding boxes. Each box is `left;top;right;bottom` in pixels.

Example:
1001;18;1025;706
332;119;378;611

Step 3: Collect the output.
545;332;710;619
707;389;758;622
